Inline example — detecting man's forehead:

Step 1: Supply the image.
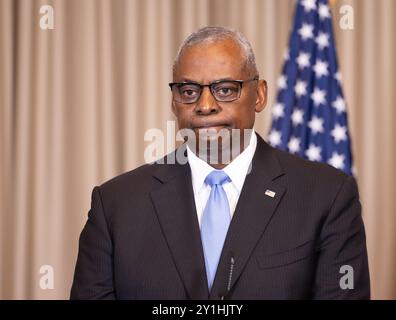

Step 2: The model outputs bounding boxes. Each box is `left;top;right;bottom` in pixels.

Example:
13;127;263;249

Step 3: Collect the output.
174;40;247;81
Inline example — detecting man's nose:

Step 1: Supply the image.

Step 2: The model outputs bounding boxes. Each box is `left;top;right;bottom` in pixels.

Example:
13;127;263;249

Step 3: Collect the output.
194;87;220;115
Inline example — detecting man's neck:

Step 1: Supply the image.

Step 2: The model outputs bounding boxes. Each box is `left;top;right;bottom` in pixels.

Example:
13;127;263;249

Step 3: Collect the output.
190;131;254;169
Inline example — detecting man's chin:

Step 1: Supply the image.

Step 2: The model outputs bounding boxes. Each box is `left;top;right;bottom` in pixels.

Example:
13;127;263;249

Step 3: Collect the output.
193;126;231;141
187;128;230;161
182;127;253;165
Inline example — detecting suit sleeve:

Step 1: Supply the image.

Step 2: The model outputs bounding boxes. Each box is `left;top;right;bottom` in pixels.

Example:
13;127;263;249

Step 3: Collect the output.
313;175;370;299
70;186;116;299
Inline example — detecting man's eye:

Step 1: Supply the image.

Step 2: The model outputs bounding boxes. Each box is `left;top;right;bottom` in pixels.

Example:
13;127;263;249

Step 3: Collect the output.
182;89;198;96
179;86;199;97
215;86;238;97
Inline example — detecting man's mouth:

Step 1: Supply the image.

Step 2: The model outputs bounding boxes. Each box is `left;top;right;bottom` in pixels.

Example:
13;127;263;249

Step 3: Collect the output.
193;123;230;131
191;125;233;144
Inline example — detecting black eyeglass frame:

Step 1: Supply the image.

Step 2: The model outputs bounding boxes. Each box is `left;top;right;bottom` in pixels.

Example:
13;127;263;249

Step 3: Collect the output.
168;76;259;104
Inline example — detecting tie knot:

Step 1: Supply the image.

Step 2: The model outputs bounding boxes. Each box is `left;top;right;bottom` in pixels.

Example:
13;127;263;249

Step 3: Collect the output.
205;170;231;187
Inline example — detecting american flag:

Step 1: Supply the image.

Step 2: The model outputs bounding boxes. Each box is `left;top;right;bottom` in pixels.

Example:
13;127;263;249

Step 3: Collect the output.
268;0;353;175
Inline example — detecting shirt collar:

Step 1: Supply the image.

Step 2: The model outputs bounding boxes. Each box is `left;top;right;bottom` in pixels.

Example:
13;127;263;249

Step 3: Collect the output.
187;131;257;194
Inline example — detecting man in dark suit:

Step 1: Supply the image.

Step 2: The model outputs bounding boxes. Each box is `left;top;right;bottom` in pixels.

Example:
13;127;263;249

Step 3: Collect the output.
70;26;370;299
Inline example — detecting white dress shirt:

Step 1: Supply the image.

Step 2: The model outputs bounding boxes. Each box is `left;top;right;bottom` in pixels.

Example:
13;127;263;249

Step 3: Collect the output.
186;131;257;226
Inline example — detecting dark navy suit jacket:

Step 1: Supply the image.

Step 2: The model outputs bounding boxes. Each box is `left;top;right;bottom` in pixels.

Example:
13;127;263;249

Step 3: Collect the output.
70;134;370;299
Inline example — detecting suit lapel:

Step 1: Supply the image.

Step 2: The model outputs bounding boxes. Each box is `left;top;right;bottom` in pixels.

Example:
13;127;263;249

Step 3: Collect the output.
150;152;209;299
209;135;286;299
149;135;286;300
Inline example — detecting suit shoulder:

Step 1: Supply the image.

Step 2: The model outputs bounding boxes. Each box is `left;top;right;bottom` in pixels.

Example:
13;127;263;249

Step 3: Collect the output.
272;146;349;186
95;148;182;197
98;162;160;194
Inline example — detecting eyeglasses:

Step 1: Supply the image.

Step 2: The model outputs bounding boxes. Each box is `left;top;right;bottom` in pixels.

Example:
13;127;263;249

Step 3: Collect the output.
169;77;259;104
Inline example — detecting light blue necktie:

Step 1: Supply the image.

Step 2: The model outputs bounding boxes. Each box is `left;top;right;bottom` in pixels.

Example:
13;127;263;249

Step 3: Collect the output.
200;170;231;290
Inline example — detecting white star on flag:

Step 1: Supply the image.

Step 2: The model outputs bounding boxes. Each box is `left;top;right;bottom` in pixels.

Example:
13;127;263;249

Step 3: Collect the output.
315;32;330;50
291;108;304;126
318;3;331;20
268;129;282;147
272;103;285;120
277;75;287;89
313;59;329;78
331;124;347;143
328;152;345;170
298;23;314;41
269;0;353;175
296;51;311;69
288;137;301;153
311;87;327;106
294;80;307;97
335;71;342;83
308;116;324;135
284;49;290;61
301;0;317;12
305;144;322;161
332;96;346;114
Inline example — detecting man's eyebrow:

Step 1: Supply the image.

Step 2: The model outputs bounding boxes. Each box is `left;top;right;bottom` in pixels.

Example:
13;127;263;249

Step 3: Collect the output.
177;77;237;83
178;78;200;83
212;77;236;82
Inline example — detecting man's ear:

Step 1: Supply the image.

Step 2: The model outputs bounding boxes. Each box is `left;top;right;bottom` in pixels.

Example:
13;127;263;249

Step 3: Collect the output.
255;79;268;113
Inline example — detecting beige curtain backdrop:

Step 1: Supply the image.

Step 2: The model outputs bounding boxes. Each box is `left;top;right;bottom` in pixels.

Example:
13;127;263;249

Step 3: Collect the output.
0;0;395;299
